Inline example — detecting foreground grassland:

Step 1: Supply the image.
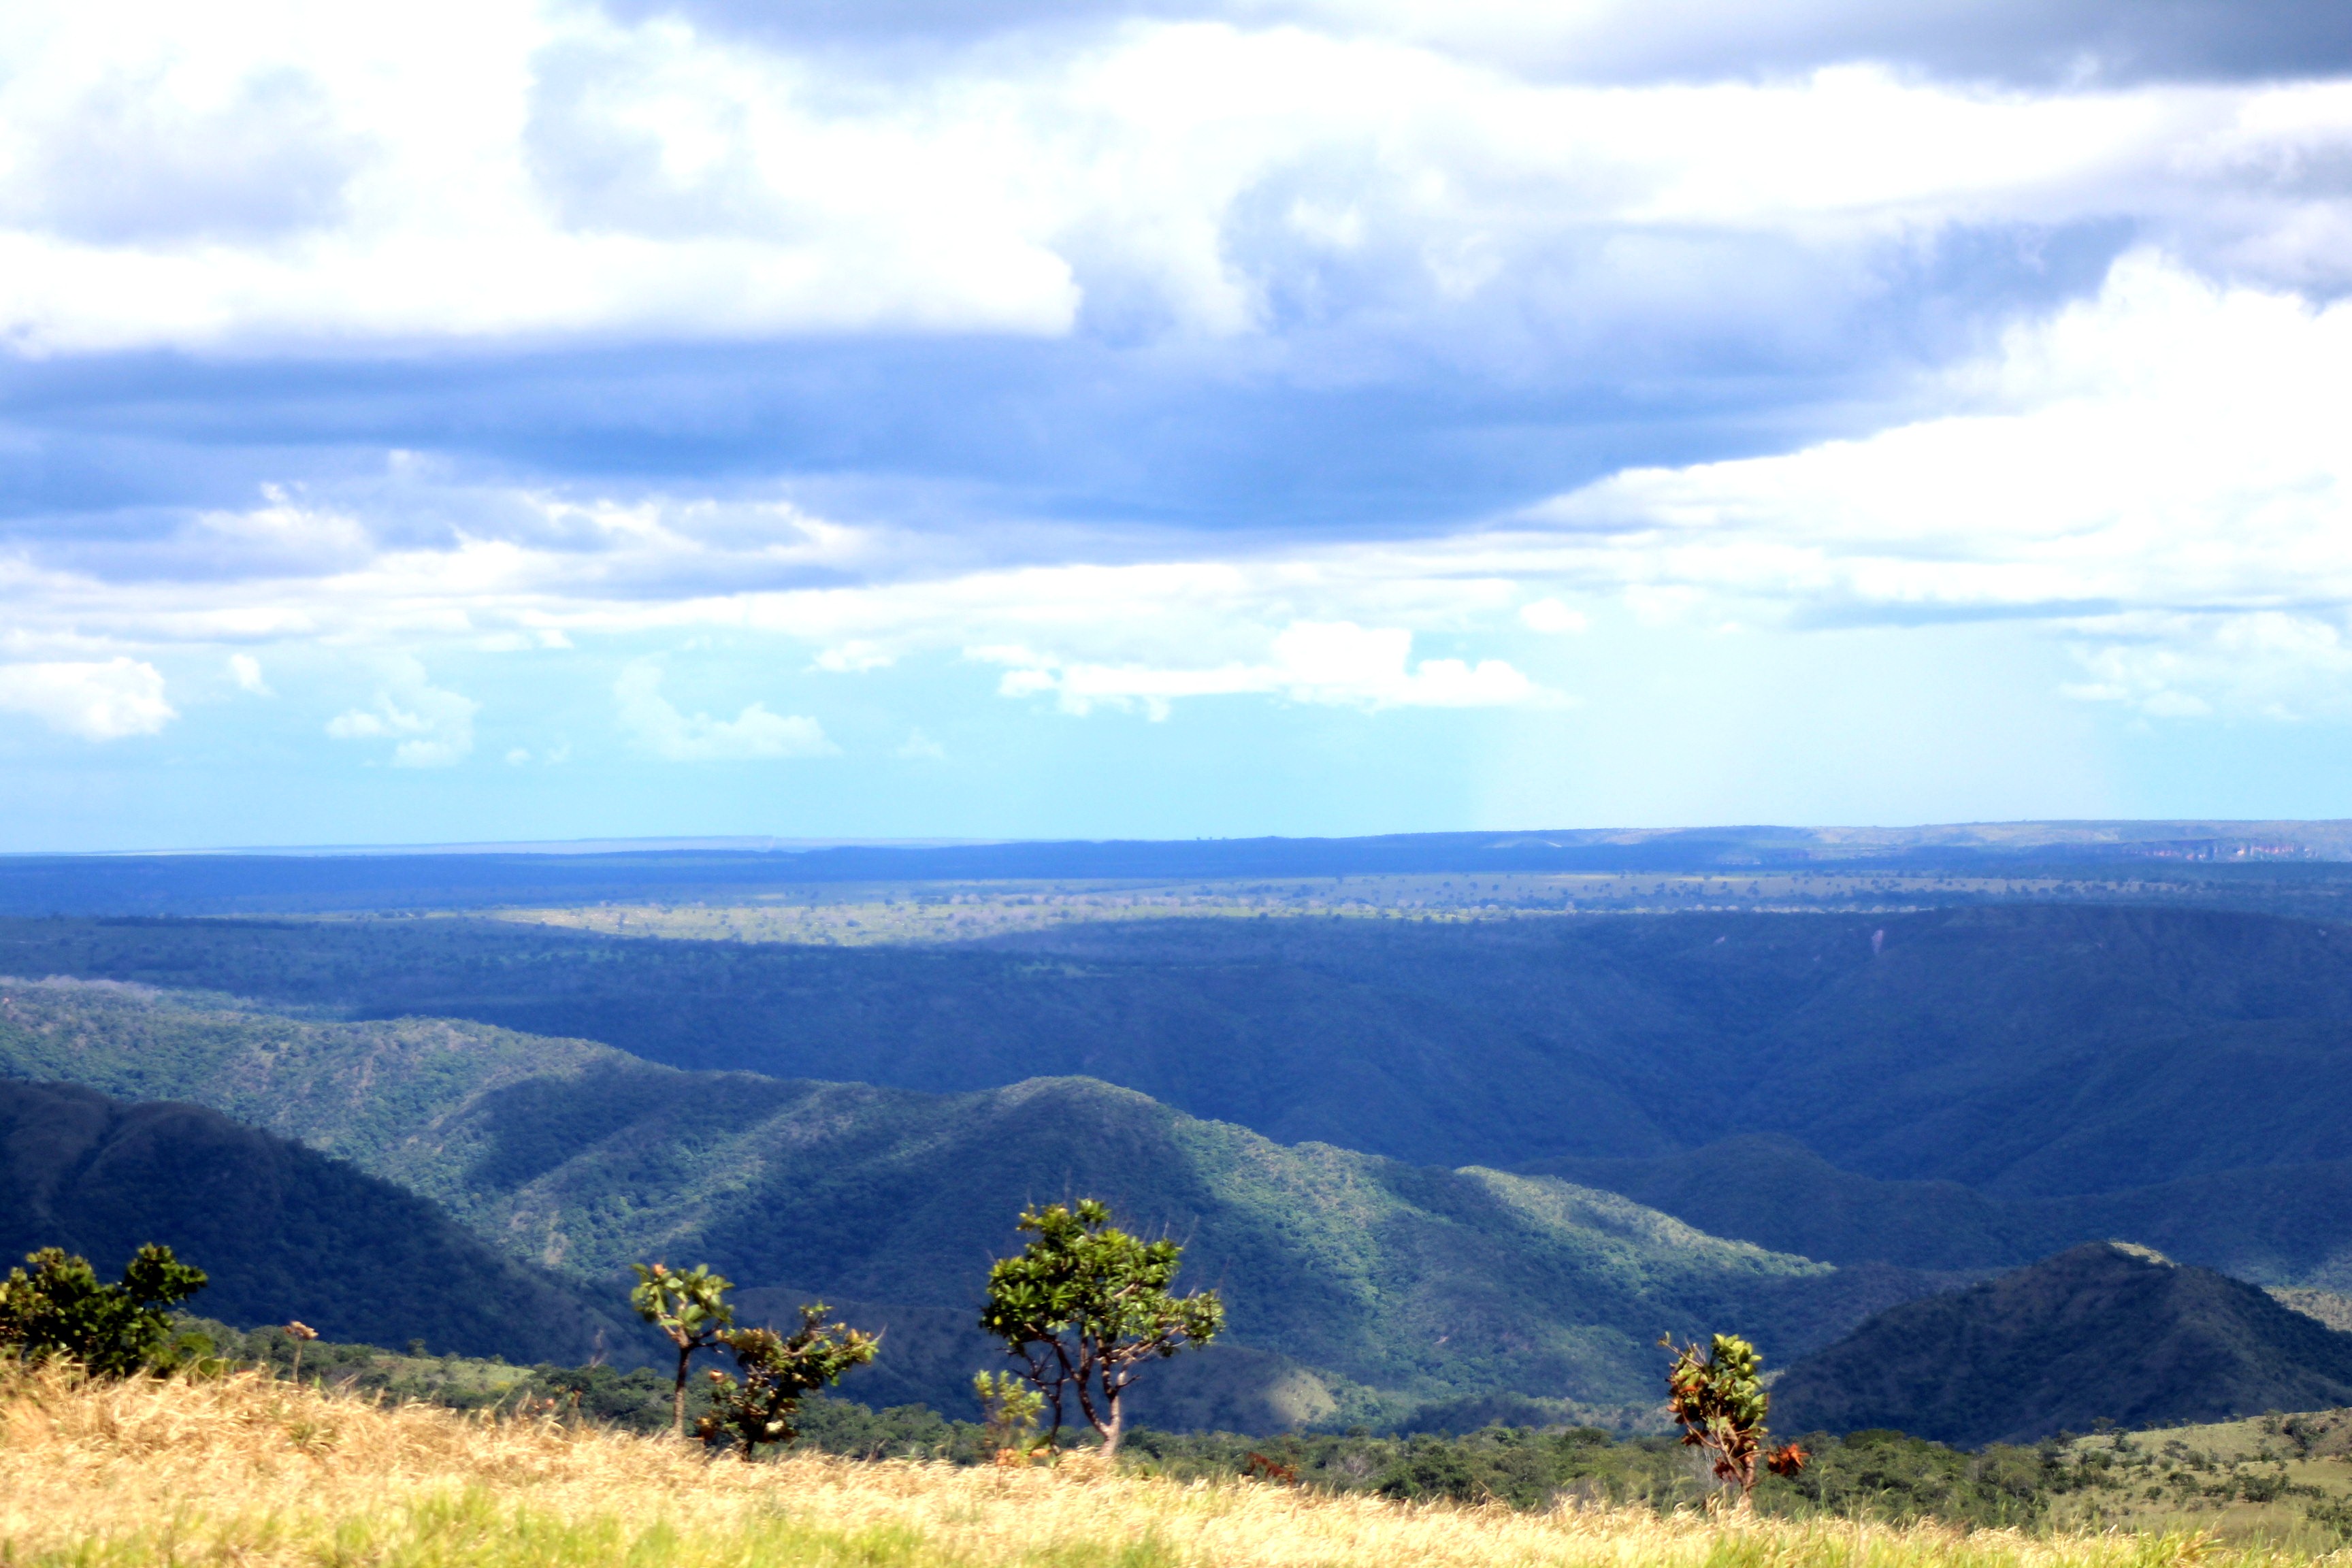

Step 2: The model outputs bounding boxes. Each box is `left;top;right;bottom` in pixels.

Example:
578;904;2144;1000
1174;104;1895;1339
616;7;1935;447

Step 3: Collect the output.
3;1368;2344;1568
2044;1414;2352;1544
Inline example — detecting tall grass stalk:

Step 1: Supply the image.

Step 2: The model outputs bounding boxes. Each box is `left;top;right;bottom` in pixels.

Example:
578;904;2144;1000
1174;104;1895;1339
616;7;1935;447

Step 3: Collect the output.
0;1364;2335;1567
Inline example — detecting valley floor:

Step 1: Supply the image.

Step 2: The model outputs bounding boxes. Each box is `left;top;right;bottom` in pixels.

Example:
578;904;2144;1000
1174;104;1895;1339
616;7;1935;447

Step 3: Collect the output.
0;1365;2338;1568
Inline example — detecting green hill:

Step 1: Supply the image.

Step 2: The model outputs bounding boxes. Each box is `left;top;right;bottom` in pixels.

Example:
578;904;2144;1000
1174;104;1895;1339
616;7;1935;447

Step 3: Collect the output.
0;1078;638;1366
0;977;1932;1428
1773;1244;2352;1447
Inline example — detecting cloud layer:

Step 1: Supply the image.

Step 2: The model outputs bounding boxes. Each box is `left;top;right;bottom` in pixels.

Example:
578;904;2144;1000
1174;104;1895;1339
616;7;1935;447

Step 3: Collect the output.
3;0;2351;840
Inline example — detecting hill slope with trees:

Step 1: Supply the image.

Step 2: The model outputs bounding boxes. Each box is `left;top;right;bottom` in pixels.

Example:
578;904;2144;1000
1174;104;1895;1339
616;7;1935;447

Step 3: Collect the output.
7;903;2352;1198
0;978;1939;1428
1528;1138;2352;1291
0;1078;636;1366
1774;1244;2352;1446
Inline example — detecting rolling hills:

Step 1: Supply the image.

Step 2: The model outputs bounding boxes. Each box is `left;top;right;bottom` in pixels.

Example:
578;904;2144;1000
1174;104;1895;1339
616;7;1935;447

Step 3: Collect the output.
0;1078;635;1365
0;977;1940;1427
1774;1244;2352;1446
18;896;2352;1434
10;904;2352;1198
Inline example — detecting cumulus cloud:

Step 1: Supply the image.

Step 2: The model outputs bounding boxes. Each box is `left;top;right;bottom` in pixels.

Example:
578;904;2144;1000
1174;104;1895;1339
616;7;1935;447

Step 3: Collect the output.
1507;251;2352;716
7;0;2352;789
227;653;272;695
5;0;2352;357
7;250;2352;729
614;660;836;760
325;659;478;766
0;658;175;739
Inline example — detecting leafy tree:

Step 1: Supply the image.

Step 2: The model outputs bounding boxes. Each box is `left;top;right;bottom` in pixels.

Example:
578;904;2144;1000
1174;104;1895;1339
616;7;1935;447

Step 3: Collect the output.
630;1261;734;1437
0;1245;208;1377
1661;1333;1806;1508
696;1304;879;1460
979;1198;1224;1458
973;1369;1045;1463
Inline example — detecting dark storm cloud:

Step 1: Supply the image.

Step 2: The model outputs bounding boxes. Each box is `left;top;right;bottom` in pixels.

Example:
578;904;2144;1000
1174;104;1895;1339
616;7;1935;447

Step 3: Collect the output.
0;210;2129;582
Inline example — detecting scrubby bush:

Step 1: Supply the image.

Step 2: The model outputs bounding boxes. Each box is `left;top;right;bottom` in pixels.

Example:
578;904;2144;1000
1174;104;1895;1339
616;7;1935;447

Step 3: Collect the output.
1663;1333;1806;1507
0;1246;207;1377
696;1304;879;1461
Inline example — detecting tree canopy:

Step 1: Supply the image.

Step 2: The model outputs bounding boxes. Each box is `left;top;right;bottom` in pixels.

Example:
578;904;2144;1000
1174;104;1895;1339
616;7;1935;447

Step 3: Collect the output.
979;1198;1222;1456
0;1245;208;1377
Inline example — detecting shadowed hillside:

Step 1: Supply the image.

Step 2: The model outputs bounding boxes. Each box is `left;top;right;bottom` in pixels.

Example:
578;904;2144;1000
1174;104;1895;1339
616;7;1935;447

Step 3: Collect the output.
1774;1244;2352;1447
0;1079;639;1366
0;979;1940;1427
9;904;2352;1200
1529;1139;2352;1291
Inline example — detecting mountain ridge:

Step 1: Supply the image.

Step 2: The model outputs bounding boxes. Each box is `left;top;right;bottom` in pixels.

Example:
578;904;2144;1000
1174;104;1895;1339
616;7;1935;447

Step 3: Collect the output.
1774;1243;2352;1446
0;1078;638;1365
0;976;1939;1427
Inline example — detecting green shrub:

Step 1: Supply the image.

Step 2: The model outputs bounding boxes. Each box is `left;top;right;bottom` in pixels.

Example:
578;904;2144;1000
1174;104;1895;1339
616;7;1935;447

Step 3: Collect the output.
0;1245;208;1377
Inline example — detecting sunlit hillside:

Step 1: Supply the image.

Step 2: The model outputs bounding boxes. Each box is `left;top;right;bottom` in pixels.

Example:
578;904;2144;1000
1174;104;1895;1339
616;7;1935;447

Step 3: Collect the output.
0;1365;2329;1568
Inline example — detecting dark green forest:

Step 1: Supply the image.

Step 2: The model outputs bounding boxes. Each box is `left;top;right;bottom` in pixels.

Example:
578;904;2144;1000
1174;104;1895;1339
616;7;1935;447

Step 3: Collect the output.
0;984;1926;1428
12;903;2352;1285
1775;1245;2352;1446
12;904;2352;1188
14;892;2352;1445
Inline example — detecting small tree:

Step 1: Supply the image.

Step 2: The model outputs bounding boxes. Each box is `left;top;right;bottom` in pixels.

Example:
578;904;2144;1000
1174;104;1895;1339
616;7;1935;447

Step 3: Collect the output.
973;1369;1045;1463
1661;1332;1808;1508
631;1261;734;1437
0;1245;208;1377
979;1198;1224;1458
696;1304;879;1461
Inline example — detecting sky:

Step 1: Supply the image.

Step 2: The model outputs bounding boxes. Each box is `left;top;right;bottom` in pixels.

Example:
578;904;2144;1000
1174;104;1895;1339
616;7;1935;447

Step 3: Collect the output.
6;0;2352;849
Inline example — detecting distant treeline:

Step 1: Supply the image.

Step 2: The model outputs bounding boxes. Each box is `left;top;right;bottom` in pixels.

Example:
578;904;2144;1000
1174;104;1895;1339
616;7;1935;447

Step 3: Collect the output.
5;828;2352;915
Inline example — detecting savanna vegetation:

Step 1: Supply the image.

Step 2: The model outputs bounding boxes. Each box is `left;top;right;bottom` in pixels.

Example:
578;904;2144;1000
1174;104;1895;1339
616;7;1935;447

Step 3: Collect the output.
14;1357;2352;1568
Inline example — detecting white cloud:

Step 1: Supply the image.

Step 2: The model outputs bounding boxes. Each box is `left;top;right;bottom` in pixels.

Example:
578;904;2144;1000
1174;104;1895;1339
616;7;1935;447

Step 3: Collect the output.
815;640;897;673
227;653;272;695
1518;598;1587;634
1508;251;2352;717
325;658;477;766
5;250;2352;731
3;3;2351;353
895;728;947;760
614;660;836;760
0;657;174;739
983;619;1551;719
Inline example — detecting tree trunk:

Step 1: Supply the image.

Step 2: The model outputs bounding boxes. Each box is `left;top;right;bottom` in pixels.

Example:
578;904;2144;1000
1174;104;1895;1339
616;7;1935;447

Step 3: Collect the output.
672;1345;691;1437
1099;1392;1124;1458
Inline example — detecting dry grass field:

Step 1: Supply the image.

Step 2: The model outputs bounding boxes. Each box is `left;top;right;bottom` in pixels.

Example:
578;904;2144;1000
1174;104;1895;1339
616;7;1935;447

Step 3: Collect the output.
2;1366;2345;1568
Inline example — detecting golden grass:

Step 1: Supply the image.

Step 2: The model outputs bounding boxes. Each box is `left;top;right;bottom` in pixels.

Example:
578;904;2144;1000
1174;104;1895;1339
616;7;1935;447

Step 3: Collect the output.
0;1365;2340;1568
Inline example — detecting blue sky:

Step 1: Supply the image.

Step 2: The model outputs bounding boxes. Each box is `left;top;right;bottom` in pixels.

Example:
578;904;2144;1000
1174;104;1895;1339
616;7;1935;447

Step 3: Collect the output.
5;0;2352;849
